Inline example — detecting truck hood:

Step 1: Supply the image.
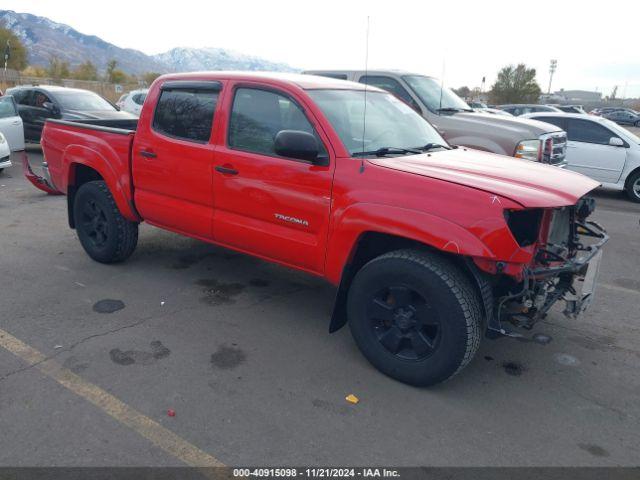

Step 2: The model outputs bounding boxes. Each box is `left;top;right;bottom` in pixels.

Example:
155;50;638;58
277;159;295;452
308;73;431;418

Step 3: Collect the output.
448;110;562;136
369;148;600;208
61;110;137;121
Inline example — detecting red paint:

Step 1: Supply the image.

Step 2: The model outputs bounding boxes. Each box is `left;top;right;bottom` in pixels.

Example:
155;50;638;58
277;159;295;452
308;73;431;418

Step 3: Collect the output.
38;72;600;285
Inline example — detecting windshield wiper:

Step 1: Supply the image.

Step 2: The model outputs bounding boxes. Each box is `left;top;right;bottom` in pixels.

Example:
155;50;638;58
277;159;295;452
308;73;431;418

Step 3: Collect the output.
436;107;474;113
352;146;422;157
417;143;451;152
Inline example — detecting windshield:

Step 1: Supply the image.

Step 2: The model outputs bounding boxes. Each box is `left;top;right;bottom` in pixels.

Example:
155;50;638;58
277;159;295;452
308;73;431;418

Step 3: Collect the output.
307;90;447;155
55;91;116;111
403;75;471;112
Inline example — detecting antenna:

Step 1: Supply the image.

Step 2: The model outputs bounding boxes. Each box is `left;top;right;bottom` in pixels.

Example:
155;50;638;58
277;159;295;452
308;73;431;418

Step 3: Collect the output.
360;15;370;172
438;59;445;115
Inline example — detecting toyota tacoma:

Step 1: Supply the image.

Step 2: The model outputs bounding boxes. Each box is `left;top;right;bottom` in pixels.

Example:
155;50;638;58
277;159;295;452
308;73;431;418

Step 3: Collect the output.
25;72;607;386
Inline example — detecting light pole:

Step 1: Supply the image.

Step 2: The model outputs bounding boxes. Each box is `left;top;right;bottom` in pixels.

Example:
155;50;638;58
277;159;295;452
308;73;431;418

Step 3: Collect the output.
547;59;557;95
3;39;10;89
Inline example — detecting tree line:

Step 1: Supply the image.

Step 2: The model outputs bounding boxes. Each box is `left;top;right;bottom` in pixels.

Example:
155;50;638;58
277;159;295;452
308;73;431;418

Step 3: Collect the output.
454;64;542;104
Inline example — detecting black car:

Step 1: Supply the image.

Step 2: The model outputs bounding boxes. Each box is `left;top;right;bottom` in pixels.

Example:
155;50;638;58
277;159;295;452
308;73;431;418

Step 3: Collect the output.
603;109;640;127
5;85;137;142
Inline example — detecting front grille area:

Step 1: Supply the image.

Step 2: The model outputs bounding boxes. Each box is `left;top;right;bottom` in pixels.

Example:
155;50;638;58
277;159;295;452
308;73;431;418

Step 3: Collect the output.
540;132;567;164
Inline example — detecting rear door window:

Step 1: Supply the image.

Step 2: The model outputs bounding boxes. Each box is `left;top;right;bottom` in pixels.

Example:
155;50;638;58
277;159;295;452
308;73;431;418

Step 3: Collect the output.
567;119;615;145
14;89;33;106
152;88;219;142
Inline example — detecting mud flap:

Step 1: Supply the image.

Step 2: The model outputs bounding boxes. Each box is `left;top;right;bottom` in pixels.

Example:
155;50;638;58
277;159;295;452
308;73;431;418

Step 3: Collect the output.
22;151;63;195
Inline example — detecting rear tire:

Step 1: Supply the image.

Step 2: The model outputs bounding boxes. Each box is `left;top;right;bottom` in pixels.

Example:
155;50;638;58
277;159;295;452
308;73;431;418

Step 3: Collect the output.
73;180;138;263
347;249;482;386
625;171;640;203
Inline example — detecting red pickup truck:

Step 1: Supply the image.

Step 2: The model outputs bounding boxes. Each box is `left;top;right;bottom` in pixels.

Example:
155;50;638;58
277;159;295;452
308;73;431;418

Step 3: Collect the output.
27;72;607;386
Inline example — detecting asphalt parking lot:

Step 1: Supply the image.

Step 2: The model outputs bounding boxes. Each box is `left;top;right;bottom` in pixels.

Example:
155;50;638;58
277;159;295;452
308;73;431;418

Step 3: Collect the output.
1;148;640;467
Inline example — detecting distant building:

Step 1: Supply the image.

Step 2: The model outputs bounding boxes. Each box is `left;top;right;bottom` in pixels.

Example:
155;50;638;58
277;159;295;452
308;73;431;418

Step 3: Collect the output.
553;89;602;103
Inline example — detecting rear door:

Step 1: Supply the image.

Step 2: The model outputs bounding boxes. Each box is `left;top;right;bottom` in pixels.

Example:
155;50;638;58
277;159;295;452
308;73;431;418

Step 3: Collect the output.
565;118;626;183
211;84;334;274
132;80;222;239
0;96;25;151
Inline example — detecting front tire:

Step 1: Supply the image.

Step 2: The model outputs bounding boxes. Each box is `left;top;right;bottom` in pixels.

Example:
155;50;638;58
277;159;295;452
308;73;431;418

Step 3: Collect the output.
347;249;482;386
626;171;640;203
73;180;138;263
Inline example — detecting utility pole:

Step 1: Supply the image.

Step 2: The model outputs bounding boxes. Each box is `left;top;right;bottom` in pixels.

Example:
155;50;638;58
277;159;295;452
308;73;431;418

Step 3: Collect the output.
547;59;557;95
3;39;10;89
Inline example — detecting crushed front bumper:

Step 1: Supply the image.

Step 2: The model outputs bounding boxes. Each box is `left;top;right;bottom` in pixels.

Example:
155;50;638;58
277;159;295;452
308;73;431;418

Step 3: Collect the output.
488;220;608;337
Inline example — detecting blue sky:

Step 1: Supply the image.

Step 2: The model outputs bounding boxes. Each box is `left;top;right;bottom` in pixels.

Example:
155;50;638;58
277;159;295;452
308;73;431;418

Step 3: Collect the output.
2;0;639;97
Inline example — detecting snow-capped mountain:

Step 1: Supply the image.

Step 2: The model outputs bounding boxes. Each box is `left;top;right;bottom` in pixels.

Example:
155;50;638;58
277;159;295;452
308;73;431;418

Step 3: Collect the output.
0;10;297;74
153;47;296;73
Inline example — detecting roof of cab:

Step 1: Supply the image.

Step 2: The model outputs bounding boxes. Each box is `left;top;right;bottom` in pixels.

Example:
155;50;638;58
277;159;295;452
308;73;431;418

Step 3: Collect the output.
155;71;385;92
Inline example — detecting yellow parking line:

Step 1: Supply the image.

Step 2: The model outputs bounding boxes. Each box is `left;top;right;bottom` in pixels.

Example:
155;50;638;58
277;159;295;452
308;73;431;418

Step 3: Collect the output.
0;328;224;467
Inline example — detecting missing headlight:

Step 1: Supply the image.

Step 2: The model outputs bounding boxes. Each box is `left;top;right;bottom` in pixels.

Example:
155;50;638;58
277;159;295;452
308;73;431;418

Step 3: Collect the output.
505;209;543;247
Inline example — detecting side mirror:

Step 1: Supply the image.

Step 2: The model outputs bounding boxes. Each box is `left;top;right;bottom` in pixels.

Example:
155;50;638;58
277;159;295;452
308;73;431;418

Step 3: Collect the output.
274;130;322;163
609;137;625;147
42;102;60;116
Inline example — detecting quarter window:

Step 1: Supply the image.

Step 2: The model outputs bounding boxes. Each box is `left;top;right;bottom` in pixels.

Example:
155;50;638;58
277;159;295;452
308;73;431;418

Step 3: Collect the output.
153;88;218;142
567;119;615;145
228;88;326;158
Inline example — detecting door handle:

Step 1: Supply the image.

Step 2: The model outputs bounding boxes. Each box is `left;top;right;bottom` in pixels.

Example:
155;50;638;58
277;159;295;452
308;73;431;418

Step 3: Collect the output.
12;121;21;125
215;165;239;175
140;150;157;158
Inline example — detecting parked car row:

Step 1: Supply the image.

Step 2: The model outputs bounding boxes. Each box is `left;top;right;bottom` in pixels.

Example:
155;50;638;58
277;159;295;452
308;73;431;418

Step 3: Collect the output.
4;75;640;203
4;85;137;143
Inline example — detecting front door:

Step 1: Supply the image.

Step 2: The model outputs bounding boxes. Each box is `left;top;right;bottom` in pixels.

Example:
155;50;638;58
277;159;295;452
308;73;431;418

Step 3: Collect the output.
565;118;627;183
212;85;334;274
0;96;25;150
132;81;222;239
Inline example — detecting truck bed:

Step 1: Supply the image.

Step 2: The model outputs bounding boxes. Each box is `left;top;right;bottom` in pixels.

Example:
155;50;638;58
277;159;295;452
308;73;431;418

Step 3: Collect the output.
47;117;139;134
37;117;140;222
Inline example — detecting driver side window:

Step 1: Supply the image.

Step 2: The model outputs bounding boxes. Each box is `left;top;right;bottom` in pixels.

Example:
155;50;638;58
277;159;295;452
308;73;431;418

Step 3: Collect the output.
32;91;52;109
228;88;327;159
